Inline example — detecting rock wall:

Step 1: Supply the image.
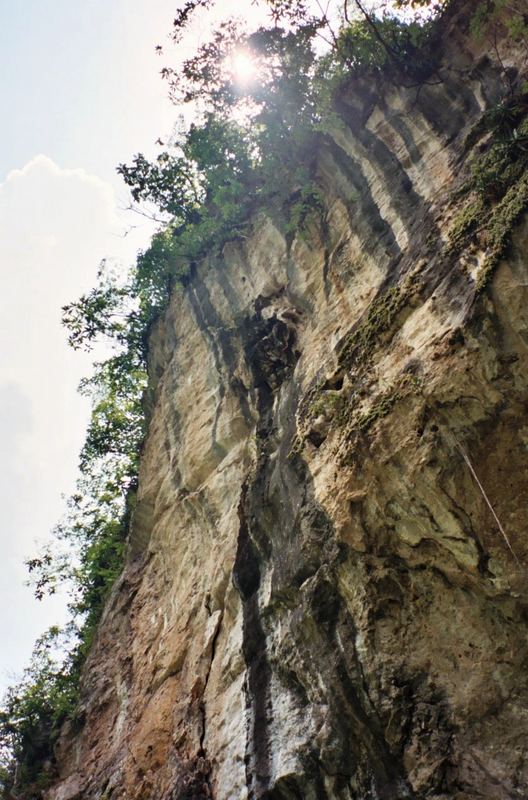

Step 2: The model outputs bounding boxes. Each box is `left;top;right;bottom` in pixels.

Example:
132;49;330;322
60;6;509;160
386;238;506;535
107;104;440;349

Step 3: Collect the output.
48;4;528;799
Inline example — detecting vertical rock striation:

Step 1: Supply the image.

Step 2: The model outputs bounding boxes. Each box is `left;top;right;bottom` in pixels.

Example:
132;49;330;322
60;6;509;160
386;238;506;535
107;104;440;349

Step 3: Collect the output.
48;4;528;798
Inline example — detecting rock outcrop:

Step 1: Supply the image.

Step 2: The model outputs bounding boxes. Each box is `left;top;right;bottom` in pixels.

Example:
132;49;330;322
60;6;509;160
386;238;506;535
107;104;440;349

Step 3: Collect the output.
48;4;528;798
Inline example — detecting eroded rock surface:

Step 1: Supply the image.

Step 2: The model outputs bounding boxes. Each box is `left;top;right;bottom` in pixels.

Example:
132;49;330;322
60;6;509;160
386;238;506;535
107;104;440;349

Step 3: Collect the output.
48;4;528;799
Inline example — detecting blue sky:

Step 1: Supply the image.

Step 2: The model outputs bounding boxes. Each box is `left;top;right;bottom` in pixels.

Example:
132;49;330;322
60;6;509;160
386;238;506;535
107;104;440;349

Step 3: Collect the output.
0;0;175;184
0;0;185;691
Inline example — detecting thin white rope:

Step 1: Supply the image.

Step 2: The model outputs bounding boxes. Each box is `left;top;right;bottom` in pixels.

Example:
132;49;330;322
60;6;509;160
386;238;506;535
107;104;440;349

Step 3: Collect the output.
454;435;521;566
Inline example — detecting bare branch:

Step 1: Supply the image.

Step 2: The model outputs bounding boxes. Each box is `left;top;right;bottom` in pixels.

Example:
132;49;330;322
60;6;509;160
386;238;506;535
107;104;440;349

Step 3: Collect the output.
350;0;402;64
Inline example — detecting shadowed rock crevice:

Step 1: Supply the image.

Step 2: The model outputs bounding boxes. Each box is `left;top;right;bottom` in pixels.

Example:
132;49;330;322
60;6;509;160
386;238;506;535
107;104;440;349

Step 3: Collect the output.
230;305;417;798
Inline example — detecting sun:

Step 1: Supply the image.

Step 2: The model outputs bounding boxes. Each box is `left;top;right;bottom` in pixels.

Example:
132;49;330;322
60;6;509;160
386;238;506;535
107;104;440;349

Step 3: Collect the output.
226;49;259;86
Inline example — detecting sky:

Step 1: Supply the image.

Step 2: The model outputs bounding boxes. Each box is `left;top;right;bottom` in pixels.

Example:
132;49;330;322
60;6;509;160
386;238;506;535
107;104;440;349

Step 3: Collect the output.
0;0;272;692
0;0;185;692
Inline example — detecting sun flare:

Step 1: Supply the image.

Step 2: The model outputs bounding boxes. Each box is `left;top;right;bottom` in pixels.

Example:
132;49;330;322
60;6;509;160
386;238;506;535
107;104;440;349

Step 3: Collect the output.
227;49;259;85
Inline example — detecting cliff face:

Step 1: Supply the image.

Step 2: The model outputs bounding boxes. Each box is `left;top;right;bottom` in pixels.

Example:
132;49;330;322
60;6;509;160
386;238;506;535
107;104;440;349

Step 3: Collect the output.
48;6;528;800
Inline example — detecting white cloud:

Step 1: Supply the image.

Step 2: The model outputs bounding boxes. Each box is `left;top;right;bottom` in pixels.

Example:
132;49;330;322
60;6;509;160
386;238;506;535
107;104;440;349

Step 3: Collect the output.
1;155;121;304
0;156;153;691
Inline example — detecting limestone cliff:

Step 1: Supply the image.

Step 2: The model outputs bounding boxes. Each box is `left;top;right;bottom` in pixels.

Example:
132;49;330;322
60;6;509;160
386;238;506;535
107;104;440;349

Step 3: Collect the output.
48;4;528;799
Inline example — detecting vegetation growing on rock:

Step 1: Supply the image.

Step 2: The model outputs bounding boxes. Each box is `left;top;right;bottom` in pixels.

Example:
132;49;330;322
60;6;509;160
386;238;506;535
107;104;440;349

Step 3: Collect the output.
449;89;528;287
